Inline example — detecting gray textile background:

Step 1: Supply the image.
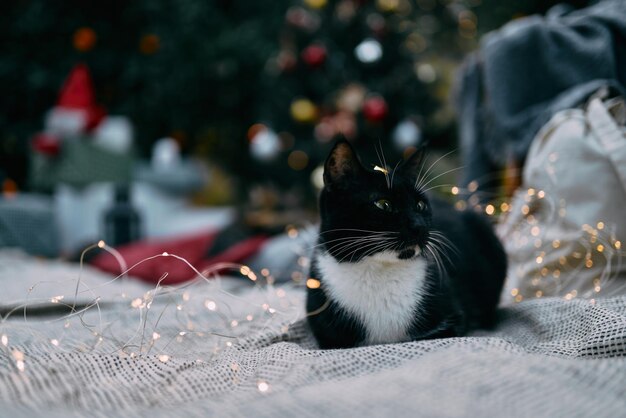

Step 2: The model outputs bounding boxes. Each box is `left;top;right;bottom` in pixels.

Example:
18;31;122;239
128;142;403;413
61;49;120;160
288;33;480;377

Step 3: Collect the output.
454;0;626;194
1;251;626;417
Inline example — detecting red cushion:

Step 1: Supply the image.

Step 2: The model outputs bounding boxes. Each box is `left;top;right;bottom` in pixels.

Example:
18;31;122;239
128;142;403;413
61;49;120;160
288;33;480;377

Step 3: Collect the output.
90;230;268;285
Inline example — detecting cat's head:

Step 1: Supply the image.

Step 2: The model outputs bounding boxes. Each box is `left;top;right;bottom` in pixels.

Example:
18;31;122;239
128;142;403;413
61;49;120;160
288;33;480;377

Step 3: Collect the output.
319;139;432;263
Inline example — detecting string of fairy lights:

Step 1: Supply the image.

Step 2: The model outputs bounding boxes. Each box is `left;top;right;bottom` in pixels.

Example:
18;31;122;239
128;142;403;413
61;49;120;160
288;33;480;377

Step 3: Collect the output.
0;175;624;394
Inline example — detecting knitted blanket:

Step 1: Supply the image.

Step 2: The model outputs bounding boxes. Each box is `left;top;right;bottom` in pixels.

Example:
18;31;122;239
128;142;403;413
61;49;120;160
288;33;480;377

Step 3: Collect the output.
1;251;625;417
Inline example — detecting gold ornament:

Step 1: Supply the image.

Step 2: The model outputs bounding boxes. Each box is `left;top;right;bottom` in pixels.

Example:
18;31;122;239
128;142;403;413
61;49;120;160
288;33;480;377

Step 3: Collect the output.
290;98;318;123
376;0;400;12
304;0;327;9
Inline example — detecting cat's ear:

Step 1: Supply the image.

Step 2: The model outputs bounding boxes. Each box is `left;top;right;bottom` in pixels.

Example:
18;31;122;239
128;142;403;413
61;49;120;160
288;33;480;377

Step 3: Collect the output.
324;140;364;187
399;144;427;183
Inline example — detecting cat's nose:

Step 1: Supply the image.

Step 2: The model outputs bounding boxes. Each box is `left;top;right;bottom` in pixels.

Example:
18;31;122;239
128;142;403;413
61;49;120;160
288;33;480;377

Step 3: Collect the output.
409;218;427;232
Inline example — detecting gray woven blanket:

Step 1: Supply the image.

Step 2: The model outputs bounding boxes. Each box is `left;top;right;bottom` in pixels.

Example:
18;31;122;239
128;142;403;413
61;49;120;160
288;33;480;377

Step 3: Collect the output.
1;251;625;417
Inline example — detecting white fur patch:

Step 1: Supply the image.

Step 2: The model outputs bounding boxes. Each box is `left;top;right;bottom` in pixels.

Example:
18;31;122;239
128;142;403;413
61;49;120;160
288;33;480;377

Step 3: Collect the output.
316;250;428;345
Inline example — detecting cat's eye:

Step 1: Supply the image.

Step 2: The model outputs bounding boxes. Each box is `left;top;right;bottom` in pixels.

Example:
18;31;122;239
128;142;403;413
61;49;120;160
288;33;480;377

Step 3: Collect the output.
374;199;393;212
416;200;427;211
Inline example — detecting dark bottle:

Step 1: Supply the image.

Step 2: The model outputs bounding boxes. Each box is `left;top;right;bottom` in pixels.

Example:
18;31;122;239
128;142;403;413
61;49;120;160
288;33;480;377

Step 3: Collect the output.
104;184;141;246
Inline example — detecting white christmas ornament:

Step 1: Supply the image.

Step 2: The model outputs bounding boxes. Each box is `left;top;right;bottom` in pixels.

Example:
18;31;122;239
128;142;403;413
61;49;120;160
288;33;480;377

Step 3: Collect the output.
152;137;181;171
392;119;422;149
310;165;325;190
250;129;281;161
94;116;134;154
355;38;383;63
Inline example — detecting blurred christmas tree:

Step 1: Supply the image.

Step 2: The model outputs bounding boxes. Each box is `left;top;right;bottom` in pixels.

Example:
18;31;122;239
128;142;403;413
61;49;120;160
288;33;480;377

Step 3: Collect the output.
1;0;587;204
250;0;470;198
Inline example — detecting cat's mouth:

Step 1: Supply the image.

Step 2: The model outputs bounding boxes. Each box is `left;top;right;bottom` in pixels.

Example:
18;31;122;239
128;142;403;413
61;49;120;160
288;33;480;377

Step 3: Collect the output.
397;246;420;260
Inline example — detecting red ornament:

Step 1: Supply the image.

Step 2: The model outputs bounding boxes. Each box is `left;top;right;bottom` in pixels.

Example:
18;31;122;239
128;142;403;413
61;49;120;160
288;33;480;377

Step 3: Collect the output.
31;133;61;157
362;96;388;122
301;43;327;68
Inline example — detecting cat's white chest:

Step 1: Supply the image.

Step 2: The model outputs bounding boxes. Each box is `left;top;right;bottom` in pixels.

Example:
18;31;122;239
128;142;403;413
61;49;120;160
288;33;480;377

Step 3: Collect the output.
316;251;428;345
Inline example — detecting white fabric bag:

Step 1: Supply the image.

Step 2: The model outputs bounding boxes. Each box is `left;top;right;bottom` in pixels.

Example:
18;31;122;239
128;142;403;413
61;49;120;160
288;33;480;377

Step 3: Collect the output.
499;95;626;304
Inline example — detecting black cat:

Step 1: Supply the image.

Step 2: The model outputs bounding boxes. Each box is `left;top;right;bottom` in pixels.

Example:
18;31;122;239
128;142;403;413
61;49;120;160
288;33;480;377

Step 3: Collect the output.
306;140;507;349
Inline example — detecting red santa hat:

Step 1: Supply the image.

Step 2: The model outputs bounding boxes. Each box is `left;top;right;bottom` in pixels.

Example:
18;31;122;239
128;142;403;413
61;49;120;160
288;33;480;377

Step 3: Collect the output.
46;63;106;135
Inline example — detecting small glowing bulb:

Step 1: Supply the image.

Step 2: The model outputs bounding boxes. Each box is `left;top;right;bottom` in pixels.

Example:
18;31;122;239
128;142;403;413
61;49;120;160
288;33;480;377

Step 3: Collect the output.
510;288;519;297
152;332;161;340
12;350;24;361
1;335;7;346
451;186;459;195
205;300;217;311
50;295;64;304
536;256;543;264
240;266;251;276
131;298;143;308
231;320;239;327
537;190;545;199
97;240;106;248
531;226;540;237
615;241;622;250
257;381;270;392
158;355;170;363
500;202;510;212
268;308;277;314
306;278;321;289
246;315;254;321
16;360;25;372
485;205;495;215
50;339;59;346
597;221;605;230
287;227;298;239
597;244;604;253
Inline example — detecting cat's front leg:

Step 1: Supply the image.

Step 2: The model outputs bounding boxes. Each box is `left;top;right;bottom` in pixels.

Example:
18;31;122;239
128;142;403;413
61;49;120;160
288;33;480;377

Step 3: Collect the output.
306;287;365;349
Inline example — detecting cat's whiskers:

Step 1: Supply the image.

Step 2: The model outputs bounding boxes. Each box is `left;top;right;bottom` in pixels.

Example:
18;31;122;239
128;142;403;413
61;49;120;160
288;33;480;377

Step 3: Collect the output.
345;240;397;263
320;228;398;235
427;240;455;267
309;234;389;251
428;231;460;256
414;149;457;191
390;160;402;190
338;239;393;263
420;183;454;194
326;235;394;256
424;245;446;285
417;166;465;193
